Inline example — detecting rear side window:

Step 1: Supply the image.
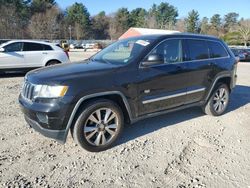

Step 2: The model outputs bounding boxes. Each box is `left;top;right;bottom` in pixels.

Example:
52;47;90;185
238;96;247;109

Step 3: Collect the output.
186;39;209;61
23;42;44;51
208;41;228;58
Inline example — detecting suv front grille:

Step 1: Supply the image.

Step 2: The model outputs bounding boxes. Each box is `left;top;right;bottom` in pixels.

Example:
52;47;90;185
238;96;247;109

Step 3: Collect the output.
22;82;35;100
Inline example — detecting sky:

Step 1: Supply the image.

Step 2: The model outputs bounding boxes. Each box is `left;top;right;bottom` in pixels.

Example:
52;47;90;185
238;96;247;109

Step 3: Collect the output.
58;0;250;19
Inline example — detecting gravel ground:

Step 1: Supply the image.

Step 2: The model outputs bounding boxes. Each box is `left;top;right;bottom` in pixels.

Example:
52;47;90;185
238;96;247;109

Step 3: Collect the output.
0;62;250;188
68;50;98;62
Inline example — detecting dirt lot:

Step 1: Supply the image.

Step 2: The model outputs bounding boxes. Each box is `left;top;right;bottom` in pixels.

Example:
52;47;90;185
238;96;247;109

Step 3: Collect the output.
0;60;250;187
68;49;99;62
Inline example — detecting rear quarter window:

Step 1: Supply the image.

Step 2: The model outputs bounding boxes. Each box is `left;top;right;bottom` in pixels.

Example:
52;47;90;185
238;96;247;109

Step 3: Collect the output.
207;41;228;58
43;44;53;51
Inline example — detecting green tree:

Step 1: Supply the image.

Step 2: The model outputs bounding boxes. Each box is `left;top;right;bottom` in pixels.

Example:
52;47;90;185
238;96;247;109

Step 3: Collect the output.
210;14;222;30
224;12;239;32
200;17;210;34
66;3;91;40
31;0;56;13
210;14;222;36
222;32;241;45
130;8;147;27
186;10;199;33
109;8;130;39
147;4;157;28
155;2;178;29
91;11;110;39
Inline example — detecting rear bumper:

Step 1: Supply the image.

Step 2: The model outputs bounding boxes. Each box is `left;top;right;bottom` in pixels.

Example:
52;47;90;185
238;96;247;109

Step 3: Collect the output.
231;74;237;89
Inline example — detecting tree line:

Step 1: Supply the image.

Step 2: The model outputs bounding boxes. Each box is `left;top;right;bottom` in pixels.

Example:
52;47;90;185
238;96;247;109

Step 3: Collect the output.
0;0;249;45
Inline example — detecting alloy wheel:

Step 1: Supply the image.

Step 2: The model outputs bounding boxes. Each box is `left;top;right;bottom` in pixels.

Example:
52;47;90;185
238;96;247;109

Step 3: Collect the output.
212;87;229;113
84;108;118;146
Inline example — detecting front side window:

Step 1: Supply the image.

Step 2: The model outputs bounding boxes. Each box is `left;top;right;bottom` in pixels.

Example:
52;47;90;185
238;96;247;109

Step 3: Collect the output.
4;42;23;52
23;42;44;51
147;39;182;64
186;39;209;61
208;41;228;58
92;37;154;65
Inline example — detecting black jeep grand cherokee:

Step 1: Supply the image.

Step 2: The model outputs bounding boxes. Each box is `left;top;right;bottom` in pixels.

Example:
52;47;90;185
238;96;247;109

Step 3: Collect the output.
19;34;237;152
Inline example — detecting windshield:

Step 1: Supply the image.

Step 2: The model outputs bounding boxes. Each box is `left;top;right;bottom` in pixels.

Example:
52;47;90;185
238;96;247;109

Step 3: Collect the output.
92;37;153;65
0;41;12;48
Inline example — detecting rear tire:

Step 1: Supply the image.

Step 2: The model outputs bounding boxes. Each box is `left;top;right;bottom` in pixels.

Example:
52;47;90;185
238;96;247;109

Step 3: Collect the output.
203;83;230;116
72;99;124;152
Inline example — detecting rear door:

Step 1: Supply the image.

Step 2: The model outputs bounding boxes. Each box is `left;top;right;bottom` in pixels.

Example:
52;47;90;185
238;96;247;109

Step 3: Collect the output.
183;39;213;103
23;42;48;68
0;42;24;69
137;39;190;115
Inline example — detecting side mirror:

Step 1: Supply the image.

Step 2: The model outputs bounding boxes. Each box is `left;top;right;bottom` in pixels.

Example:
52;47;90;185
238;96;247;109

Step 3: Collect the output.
0;48;5;52
141;54;164;67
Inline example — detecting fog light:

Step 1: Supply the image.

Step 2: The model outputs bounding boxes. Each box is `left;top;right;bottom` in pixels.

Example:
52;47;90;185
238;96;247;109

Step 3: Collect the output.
36;113;48;124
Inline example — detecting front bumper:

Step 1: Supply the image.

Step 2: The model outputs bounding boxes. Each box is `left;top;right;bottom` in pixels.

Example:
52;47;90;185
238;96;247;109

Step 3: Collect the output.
24;115;67;143
19;94;74;143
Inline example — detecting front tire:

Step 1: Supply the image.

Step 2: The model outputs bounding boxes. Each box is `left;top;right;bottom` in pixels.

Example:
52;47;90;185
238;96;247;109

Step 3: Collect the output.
203;83;230;116
72;99;124;152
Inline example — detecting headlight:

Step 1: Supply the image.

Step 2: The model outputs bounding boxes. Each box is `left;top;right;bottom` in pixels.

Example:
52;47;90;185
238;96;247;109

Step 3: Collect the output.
33;85;68;98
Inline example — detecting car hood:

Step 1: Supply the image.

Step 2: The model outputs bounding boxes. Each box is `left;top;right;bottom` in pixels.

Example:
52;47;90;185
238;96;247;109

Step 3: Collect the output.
26;60;118;84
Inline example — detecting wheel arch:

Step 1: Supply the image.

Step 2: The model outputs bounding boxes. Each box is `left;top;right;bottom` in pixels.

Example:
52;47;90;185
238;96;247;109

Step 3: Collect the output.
64;91;133;141
205;74;232;102
45;59;62;66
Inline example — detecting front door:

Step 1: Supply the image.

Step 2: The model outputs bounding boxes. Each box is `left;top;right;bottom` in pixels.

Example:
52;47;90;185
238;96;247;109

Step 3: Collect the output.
0;42;24;69
137;39;189;115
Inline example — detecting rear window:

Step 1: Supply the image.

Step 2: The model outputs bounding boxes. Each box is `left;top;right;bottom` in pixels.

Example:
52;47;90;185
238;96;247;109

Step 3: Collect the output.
208;41;228;58
186;39;209;61
23;42;44;51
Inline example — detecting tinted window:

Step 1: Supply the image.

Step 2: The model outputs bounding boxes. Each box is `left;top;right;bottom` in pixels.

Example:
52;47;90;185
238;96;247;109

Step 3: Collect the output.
0;40;10;45
23;42;44;51
43;44;53;51
149;39;182;64
208;41;228;58
4;42;23;52
186;39;209;61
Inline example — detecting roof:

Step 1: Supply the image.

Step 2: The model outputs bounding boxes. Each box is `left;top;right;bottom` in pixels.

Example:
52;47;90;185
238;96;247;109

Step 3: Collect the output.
119;33;220;43
0;40;54;46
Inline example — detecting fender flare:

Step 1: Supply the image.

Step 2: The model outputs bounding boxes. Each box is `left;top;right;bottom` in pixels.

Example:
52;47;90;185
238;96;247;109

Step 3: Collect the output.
63;91;133;142
204;73;231;101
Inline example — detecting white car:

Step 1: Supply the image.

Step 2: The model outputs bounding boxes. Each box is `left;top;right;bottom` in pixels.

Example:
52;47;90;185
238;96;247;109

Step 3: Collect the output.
0;40;70;72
